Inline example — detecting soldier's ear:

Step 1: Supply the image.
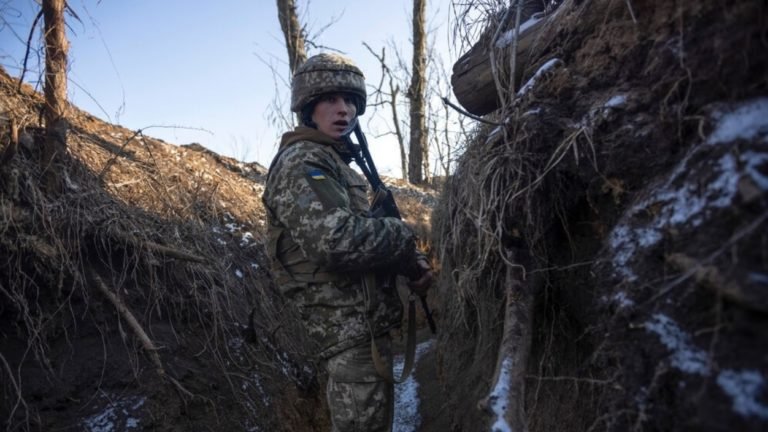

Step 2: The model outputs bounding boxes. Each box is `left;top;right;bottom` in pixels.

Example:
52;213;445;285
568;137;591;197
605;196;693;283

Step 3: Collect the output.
301;102;318;127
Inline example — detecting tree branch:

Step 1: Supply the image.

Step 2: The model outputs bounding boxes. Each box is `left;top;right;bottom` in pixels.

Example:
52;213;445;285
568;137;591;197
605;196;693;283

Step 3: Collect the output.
89;268;165;377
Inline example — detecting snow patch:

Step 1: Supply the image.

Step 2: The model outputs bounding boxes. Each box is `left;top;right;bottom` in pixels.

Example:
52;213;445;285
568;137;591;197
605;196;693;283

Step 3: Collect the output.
82;394;145;432
242;372;271;407
606;98;768;281
488;357;514;432
706;98;768;145
742;151;768;190
393;340;434;432
517;58;562;97
235;269;243;279
239;371;270;431
495;14;544;48
240;231;255;246
644;314;710;376
717;369;768;419
523;107;541;117
612;291;635;309
486;125;504;144
604;94;626;108
608;225;641;281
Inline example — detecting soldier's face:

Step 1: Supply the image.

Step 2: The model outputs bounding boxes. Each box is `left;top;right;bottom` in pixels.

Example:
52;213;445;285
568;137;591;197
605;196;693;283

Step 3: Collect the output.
311;93;358;139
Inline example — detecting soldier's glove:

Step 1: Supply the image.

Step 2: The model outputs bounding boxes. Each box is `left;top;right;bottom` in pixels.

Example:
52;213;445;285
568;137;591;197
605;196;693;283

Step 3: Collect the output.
406;253;433;297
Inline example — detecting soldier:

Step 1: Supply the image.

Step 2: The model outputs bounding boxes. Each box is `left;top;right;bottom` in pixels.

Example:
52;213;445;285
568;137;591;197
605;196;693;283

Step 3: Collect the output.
262;53;433;431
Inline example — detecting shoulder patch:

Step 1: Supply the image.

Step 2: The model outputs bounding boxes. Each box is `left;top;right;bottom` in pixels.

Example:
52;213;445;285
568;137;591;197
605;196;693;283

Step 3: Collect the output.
307;168;327;180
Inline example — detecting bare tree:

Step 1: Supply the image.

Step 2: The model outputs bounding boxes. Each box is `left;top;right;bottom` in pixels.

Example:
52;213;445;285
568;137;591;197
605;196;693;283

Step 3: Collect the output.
41;0;69;191
363;4;466;183
276;0;307;75
364;43;408;180
407;0;428;185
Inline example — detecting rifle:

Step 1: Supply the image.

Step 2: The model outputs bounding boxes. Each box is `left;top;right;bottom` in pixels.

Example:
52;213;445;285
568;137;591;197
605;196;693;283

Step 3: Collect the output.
343;120;437;335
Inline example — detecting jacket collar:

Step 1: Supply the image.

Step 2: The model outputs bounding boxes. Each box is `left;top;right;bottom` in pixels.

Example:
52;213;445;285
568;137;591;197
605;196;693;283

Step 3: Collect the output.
279;126;357;163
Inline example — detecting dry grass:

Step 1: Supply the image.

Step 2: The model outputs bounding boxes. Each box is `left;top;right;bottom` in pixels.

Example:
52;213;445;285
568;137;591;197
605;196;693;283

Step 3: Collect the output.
0;68;314;431
0;65;439;430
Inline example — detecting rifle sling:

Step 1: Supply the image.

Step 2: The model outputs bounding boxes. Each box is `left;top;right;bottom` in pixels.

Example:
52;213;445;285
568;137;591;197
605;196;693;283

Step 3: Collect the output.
370;294;418;384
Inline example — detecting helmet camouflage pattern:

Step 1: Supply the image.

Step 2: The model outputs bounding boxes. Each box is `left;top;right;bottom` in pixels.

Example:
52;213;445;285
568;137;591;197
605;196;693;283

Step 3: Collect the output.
291;53;367;115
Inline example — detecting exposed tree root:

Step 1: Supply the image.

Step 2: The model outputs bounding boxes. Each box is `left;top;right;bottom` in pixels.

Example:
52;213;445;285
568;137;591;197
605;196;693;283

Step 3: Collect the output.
0;351;29;428
478;261;533;432
88;268;165;377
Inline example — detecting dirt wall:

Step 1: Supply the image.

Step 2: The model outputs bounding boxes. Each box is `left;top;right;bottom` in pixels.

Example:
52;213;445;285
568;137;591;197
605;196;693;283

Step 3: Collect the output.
433;0;768;430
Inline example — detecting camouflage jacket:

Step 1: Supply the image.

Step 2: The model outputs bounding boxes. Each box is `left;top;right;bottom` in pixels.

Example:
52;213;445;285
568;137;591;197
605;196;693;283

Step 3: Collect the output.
262;126;416;359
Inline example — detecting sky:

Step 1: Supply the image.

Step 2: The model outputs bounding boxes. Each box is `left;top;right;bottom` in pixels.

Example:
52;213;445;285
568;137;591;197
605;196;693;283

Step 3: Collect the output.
0;0;458;176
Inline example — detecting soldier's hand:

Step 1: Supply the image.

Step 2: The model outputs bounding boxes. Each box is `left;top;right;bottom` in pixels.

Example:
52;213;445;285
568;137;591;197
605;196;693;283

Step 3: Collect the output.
407;255;433;297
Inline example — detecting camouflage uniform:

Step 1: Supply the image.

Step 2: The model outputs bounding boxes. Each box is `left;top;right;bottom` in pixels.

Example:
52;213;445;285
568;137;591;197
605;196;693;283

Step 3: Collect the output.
263;121;417;429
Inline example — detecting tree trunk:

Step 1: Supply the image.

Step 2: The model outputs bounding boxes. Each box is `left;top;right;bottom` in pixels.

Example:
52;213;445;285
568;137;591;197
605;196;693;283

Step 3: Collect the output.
390;86;408;181
407;0;427;185
363;43;409;180
451;0;558;116
276;0;307;75
41;0;69;191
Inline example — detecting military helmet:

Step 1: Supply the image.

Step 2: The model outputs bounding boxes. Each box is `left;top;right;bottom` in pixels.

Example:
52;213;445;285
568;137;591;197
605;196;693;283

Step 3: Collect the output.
291;53;367;115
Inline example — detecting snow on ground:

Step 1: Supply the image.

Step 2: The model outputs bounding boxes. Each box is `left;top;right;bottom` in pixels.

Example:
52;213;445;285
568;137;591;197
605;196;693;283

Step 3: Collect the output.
486;125;505;144
523;107;542;117
241;372;269;432
495;13;544;48
517;59;562;97
644;314;711;375
82;393;146;432
604;94;627;108
706;98;768;145
645;314;768;419
606;97;768;281
393;339;435;432
717;370;768;419
241;231;255;246
742;150;768;190
611;291;635;309
488;357;514;432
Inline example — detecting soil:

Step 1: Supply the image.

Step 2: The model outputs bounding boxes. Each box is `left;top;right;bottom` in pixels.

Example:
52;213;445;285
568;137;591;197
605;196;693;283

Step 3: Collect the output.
431;0;767;431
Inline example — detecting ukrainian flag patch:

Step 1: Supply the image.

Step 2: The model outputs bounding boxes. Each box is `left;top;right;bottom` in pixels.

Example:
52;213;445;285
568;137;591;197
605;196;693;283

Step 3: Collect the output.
307;168;326;180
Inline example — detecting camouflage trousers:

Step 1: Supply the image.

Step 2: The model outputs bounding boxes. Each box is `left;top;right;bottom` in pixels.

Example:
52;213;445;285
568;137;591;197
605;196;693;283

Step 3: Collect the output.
325;337;393;432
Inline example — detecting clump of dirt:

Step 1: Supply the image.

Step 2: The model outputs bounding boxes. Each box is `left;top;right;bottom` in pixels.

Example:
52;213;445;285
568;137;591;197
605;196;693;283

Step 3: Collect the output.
0;67;438;431
432;0;767;431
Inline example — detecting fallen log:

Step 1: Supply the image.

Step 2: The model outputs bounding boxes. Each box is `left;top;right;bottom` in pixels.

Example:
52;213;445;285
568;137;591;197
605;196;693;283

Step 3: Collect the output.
451;0;571;116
